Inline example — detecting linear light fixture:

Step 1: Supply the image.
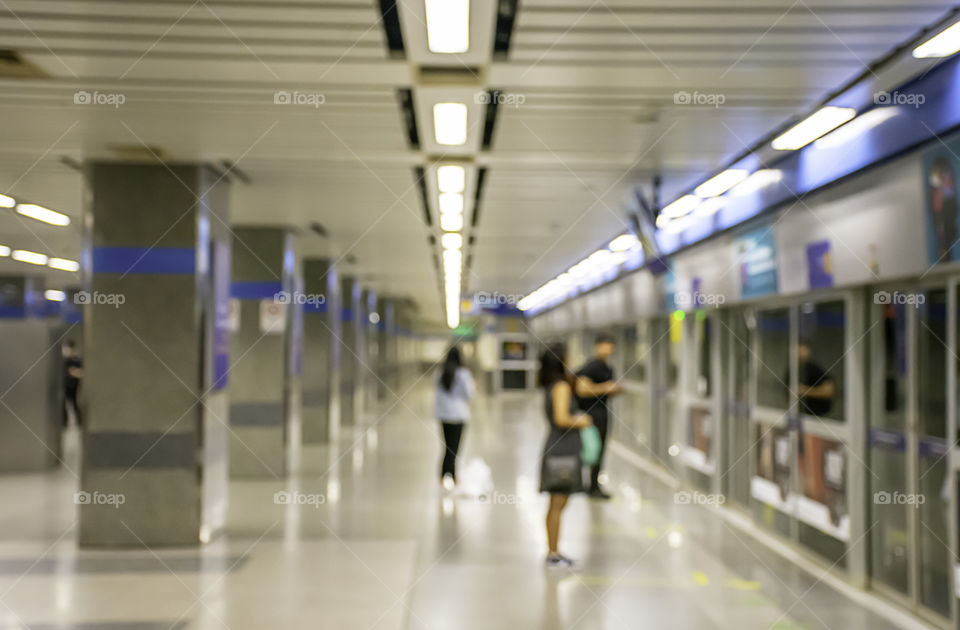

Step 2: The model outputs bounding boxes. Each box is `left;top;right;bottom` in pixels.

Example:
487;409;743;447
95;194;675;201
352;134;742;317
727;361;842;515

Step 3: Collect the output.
48;257;80;272
439;192;464;214
438;165;466;193
771;106;857;151
16;203;70;226
694;197;725;217
609;233;639;252
695;169;749;197
0;194;14;208
731;169;783;196
441;232;463;250
440;213;464;232
813;107;900;150
433;103;468;146
913;20;960;58
11;249;48;265
0;245;8;256
44;289;66;302
425;0;470;54
661;194;701;219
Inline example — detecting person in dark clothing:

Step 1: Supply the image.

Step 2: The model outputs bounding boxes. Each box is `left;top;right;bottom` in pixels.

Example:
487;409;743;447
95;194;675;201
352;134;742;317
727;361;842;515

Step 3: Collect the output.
539;342;591;568
796;340;835;417
434;346;475;489
62;339;84;428
575;333;623;499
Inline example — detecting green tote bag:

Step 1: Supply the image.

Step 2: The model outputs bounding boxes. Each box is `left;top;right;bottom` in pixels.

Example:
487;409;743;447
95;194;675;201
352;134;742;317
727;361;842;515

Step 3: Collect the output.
580;425;602;467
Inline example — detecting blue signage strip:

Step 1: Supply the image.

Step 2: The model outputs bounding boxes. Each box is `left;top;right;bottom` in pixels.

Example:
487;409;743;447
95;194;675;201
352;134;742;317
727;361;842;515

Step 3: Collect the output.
230;281;283;300
342;307;354;322
303;301;327;314
0;306;26;319
93;247;196;275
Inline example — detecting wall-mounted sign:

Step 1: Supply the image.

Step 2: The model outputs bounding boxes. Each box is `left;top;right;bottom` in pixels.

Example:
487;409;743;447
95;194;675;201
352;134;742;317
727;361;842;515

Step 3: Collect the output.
734;227;779;299
923;139;960;265
806;239;834;289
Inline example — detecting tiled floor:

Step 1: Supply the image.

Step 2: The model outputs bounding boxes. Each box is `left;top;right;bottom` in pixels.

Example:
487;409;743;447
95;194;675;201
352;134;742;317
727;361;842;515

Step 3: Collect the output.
0;383;935;629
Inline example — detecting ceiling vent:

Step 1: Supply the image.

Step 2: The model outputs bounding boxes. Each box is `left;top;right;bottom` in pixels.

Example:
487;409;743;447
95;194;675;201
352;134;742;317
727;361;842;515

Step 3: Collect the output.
106;144;168;162
0;50;47;78
416;66;485;87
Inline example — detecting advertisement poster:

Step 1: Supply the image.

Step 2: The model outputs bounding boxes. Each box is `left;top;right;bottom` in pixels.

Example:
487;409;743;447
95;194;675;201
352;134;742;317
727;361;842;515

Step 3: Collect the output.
797;435;849;540
734;226;779;299
752;424;793;512
923;139;960;264
681;405;714;474
806;239;834;289
259;300;287;334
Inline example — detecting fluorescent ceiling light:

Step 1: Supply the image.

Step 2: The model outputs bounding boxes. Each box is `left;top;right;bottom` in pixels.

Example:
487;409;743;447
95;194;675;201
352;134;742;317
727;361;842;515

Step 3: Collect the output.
609;234;639;252
425;0;470;54
17;203;70;226
433;103;468;146
48;257;80;272
0;245;9;256
694;197;725;216
813;107;900;149
12;249;48;265
662;216;691;235
661;194;701;219
913;20;960;58
440;213;464;232
771;106;857;151
695;169;749;197
655;213;671;228
441;232;463;250
0;194;14;208
44;289;66;302
439;193;464;215
731;169;782;196
443;248;462;265
438;165;466;193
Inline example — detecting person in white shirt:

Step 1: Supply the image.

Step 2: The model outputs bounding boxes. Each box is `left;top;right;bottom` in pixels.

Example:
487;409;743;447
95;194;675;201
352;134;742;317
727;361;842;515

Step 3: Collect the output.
435;346;475;488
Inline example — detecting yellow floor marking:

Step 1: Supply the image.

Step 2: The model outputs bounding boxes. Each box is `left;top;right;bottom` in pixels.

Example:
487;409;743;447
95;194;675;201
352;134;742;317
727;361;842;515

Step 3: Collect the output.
725;578;762;591
692;570;709;586
644;527;658;539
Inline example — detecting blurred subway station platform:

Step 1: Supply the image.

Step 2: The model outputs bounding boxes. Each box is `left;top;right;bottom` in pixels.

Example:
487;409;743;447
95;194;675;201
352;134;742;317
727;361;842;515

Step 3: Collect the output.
1;1;960;629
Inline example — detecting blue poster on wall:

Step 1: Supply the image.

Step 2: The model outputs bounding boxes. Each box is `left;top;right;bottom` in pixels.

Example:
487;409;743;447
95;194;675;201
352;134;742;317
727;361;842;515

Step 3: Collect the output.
923;137;960;265
734;226;779;299
806;240;834;289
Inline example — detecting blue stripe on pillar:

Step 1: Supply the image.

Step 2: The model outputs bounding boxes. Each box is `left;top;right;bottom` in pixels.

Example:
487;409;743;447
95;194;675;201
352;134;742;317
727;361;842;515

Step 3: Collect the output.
230;281;284;300
93;247;196;274
303;301;327;314
341;308;353;322
0;306;26;318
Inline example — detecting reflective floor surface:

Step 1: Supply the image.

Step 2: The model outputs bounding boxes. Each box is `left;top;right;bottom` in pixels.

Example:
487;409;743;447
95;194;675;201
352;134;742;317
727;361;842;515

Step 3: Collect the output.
0;383;935;629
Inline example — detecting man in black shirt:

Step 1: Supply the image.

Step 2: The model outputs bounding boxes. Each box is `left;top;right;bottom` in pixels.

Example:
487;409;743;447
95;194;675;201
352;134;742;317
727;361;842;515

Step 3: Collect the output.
796;340;835;417
575;333;623;499
62;339;84;428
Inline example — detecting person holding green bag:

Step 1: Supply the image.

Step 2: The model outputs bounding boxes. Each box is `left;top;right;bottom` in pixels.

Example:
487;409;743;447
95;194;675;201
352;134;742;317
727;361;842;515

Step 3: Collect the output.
538;343;592;569
576;333;623;499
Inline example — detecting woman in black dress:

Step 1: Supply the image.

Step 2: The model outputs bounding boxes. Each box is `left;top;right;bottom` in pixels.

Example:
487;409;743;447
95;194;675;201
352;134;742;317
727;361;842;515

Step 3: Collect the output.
539;343;592;568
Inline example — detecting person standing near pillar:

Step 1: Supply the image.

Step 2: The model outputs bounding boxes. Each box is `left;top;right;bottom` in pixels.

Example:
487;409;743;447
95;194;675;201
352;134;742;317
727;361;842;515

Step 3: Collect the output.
575;333;622;499
434;346;474;490
62;339;84;428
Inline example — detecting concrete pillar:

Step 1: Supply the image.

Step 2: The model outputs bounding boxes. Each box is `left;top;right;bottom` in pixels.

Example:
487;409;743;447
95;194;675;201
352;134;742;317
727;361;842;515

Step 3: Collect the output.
227;226;296;478
0;274;61;472
377;297;397;400
301;258;340;444
363;290;379;413
339;276;359;427
79;162;230;547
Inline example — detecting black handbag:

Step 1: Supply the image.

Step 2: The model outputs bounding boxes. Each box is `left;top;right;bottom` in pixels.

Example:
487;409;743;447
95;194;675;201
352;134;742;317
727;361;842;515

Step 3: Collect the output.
542;454;581;493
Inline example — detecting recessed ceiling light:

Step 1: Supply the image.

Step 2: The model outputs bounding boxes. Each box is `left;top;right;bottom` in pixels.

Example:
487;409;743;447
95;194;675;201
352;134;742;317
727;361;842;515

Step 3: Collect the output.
440;213;464;232
0;245;9;256
731;169;783;196
660;195;701;219
11;249;48;265
425;0;470;54
771;106;857;151
433;103;468;146
913;20;960;58
439;192;464;214
438;165;466;193
44;289;66;302
441;232;463;250
695;169;749;197
48;257;80;272
16;203;70;226
0;194;14;208
609;234;639;252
